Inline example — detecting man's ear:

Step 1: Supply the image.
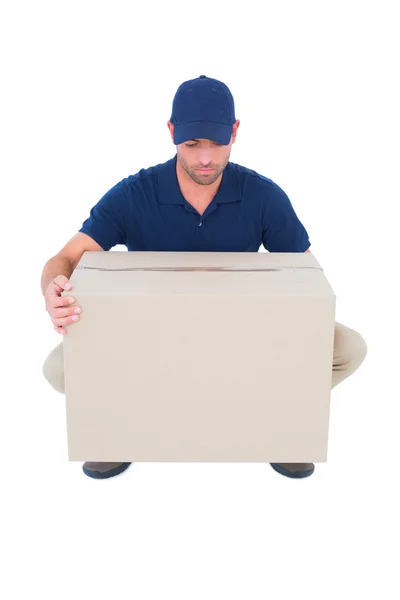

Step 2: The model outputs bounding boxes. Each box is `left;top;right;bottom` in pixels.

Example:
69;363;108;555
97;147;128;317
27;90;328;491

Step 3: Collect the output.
167;121;174;141
232;120;240;143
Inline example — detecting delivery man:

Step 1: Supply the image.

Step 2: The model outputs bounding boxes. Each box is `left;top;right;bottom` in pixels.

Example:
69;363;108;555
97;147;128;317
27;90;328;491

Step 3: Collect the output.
41;75;368;480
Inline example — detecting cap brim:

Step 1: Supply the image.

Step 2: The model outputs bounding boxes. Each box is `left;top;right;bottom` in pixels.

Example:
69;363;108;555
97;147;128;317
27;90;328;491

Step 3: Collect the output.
173;121;233;145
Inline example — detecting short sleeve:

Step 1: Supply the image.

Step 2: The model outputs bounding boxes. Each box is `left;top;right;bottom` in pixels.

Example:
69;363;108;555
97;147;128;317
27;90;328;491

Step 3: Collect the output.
79;181;128;251
262;181;310;252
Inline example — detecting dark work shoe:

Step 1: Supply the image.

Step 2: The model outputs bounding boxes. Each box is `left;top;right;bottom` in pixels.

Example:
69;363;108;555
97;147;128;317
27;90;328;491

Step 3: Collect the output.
82;462;132;479
270;462;315;478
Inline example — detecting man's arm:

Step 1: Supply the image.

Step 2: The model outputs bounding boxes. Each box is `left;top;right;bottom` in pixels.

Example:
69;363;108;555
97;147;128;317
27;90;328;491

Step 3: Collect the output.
305;248;311;253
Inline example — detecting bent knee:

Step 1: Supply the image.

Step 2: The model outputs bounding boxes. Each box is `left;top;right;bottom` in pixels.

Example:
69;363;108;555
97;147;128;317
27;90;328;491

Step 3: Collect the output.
42;342;65;394
349;330;368;369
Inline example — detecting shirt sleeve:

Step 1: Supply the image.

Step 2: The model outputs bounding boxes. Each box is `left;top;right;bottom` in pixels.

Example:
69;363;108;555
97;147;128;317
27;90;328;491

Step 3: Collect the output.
262;181;311;252
79;181;128;251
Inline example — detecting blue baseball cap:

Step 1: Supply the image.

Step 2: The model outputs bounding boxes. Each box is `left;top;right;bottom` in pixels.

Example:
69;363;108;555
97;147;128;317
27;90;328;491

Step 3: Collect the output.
170;75;236;145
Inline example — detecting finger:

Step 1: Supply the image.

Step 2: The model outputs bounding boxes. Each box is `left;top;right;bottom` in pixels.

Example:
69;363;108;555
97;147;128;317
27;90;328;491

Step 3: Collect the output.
53;275;72;291
54;325;67;335
53;306;81;318
49;302;82;317
52;295;76;308
52;313;80;327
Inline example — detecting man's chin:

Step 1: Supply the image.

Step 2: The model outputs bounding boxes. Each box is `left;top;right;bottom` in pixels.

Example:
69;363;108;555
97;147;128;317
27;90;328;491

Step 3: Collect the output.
190;171;219;185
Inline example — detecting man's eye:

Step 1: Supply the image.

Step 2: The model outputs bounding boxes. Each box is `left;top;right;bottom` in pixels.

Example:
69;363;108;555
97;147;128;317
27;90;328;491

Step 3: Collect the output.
185;143;221;147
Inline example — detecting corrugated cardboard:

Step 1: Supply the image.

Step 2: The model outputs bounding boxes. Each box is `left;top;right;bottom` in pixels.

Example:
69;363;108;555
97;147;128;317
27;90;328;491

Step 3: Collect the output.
62;251;336;462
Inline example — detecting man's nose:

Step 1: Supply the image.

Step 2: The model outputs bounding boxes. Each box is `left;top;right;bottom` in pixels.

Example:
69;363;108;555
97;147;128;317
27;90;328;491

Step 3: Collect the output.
198;152;213;166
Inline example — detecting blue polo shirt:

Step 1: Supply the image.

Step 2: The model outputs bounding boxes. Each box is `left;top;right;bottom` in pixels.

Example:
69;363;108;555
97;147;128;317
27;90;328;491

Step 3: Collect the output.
79;153;310;253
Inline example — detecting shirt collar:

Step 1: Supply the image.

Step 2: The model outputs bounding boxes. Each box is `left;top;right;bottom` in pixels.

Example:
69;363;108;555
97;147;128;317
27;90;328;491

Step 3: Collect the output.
157;153;242;205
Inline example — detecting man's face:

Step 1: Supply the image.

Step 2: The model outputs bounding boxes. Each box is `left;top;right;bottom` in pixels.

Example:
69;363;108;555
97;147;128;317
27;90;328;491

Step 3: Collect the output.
176;138;232;186
168;121;239;186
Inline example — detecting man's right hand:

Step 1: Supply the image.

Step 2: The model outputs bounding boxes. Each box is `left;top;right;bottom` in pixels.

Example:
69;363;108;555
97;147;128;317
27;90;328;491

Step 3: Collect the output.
44;275;82;335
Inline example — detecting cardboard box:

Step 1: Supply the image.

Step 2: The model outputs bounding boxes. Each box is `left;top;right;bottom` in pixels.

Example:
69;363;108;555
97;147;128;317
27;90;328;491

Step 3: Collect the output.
62;251;336;463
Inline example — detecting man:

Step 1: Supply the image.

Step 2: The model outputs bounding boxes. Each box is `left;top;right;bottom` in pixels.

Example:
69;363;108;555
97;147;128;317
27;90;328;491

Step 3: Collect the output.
41;75;368;480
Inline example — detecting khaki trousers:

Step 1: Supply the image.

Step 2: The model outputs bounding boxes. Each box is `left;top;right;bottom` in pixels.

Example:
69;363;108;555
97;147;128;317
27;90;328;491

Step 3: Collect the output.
42;321;367;395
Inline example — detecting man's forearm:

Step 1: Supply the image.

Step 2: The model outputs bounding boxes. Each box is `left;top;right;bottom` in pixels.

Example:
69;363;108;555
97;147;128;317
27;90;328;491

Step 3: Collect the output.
41;256;74;296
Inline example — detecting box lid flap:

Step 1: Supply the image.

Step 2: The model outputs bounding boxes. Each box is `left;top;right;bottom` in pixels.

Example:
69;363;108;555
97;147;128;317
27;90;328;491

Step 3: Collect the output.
65;251;334;297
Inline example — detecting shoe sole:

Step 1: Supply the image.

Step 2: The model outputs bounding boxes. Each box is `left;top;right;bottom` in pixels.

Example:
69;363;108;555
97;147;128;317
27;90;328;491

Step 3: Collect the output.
270;463;315;478
82;462;132;479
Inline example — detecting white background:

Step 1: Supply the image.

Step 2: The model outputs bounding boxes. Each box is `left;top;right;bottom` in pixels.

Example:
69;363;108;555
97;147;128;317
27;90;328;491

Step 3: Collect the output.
1;1;399;598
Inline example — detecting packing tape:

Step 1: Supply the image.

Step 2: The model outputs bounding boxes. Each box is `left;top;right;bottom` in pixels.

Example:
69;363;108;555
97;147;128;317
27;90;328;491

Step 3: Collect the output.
77;265;323;272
